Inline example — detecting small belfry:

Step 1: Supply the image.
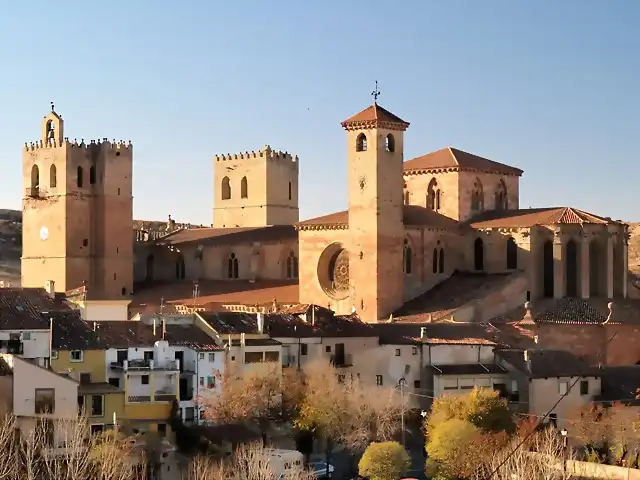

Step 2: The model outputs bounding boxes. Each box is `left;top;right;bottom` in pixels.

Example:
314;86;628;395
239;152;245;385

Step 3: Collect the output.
41;102;64;146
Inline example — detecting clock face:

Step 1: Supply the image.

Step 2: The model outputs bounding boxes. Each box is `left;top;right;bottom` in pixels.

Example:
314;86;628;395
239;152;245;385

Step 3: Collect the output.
40;226;48;241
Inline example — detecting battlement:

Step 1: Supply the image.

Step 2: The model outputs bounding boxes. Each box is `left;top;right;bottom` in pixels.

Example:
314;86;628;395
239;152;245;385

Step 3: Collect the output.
214;144;298;166
24;138;133;153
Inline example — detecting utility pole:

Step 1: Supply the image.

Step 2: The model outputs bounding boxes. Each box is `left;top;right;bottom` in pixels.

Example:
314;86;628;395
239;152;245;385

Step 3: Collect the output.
398;377;407;449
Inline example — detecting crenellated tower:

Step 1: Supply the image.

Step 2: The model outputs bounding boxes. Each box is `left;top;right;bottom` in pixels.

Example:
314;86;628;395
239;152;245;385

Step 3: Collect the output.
343;101;410;321
21;105;134;299
212;145;299;228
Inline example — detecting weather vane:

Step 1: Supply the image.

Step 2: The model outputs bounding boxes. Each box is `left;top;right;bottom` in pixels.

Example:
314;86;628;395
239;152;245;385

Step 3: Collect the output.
371;81;380;103
50;101;55;112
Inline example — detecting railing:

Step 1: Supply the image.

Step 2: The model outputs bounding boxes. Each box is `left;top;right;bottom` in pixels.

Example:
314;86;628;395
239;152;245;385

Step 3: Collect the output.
111;359;179;371
128;396;151;403
154;394;176;402
330;353;353;368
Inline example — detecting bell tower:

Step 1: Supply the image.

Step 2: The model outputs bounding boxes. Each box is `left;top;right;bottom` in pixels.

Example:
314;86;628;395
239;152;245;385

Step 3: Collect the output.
343;89;410;322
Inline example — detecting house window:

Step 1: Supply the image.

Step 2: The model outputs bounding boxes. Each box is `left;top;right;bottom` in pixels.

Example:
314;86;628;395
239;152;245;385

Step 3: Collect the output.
79;372;92;384
199;377;204;387
395;349;401;356
157;423;167;436
376;375;383;386
265;351;280;362
325;346;331;353
91;395;104;417
51;350;58;359
23;332;31;341
207;376;215;388
108;378;120;388
35;388;55;414
90;424;104;436
208;353;215;362
245;352;263;364
559;381;568;395
199;353;204;360
414;380;420;389
300;344;308;356
141;375;149;385
70;350;84;362
580;380;589;395
412;346;418;355
144;351;154;362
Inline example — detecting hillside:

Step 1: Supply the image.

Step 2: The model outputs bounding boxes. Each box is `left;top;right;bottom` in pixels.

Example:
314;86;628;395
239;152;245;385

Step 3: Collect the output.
0;210;201;285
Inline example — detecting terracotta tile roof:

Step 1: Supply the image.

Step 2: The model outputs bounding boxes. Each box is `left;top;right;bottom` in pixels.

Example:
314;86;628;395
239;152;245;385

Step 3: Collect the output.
497;348;599;378
403;147;523;176
155;225;297;247
467;207;612;229
296;205;459;230
393;272;517;322
429;363;507;375
132;280;299;310
375;322;500;346
341;104;410;131
0;288;73;330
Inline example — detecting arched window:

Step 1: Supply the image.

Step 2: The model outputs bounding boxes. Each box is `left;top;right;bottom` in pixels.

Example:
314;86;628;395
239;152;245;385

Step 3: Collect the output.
356;133;367;152
89;165;96;185
427;178;441;211
403;239;412;275
404;191;410;205
31;165;40;190
121;287;127;296
494;179;508;210
175;255;185;280
77;166;84;188
474;238;484;271
471;178;484;212
288;182;292;200
385;134;395;152
240;176;248;199
221;176;231;200
49;165;56;188
439;248;445;273
286;252;299;279
432;248;438;274
506;237;518;270
228;253;239;279
46;120;55;143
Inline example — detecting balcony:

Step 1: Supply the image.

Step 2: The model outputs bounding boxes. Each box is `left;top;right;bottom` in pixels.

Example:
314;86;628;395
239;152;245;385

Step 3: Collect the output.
110;359;180;372
155;394;176;402
330;353;353;368
25;186;41;198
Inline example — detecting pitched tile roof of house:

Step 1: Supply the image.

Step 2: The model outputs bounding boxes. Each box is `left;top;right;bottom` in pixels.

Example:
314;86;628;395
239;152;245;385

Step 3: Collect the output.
496;348;599;378
374;322;500;346
429;363;507;375
0;288;72;330
392;272;517;322
466;207;613;229
154;225;297;247
403;147;523;176
296;205;459;230
341;104;410;131
132;280;299;311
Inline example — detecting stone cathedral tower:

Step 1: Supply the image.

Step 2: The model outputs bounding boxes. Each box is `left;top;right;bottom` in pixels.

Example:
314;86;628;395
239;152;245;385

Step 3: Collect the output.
21;105;134;299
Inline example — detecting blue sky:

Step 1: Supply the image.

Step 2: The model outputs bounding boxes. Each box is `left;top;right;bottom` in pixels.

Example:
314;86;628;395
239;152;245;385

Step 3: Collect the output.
1;1;638;224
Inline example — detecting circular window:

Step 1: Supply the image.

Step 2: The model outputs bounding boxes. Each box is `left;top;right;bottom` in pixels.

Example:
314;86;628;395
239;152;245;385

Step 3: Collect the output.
317;243;350;300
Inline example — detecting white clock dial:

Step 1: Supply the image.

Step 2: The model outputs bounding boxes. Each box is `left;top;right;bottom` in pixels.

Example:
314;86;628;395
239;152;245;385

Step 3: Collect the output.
40;226;49;241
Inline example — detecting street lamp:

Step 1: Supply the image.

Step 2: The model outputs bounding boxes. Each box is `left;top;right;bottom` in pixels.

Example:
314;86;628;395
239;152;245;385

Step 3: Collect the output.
398;378;407;449
560;428;568;477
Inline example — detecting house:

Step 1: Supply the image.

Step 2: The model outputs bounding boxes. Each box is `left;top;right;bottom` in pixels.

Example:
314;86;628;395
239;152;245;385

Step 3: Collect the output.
0;353;78;447
496;349;602;429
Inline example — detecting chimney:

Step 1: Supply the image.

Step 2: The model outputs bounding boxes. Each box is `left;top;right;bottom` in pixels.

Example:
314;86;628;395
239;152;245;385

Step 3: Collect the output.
257;312;264;334
523;350;528;362
44;280;55;298
153;318;156;336
162;319;166;339
92;322;96;332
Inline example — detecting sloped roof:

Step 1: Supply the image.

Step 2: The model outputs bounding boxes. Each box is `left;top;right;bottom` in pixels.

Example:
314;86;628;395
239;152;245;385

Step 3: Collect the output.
155;225;297;247
403;147;523;176
296;205;459;230
341;104;410;131
467;207;613;229
497;349;598;378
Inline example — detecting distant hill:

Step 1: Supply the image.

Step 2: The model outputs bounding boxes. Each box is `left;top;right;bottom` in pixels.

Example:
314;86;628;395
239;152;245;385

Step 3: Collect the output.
0;210;202;286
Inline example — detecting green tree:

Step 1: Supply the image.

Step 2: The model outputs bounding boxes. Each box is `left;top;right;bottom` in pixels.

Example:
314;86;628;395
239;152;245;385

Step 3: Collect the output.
359;441;410;480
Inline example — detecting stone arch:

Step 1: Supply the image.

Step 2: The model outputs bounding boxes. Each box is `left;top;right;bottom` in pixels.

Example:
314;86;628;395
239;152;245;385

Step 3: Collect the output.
385;134;395;152
77;166;84;188
175;255;185;280
589;240;603;296
432;248;438;274
89;165;96;185
439;248;445;274
565;239;578;297
317;243;349;300
356;133;367;152
471;178;484;212
145;254;155;282
542;240;554;298
506;237;518;270
494;179;508;210
240;176;248;199
427;178;441;211
49;164;57;188
403;239;413;275
228;253;239;279
31;164;40;190
46;120;55;143
286;251;298;279
474;238;484;271
221;176;231;200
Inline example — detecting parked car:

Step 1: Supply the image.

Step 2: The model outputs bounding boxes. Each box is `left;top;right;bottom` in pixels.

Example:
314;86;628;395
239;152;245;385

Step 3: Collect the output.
309;461;335;479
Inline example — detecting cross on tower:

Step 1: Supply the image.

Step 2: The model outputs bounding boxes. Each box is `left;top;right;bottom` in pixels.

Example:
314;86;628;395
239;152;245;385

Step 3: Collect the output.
371;81;380;103
50;101;55;112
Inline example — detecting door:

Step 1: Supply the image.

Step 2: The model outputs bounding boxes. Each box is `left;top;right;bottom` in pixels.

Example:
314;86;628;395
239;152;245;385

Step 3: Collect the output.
334;343;345;366
175;351;184;372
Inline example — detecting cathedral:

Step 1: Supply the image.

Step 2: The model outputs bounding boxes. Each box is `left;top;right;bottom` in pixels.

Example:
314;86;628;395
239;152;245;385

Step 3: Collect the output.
20;101;629;323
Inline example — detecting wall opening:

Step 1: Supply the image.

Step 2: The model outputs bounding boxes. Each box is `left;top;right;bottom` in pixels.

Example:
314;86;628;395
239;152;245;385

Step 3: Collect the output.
221;177;231;200
175;255;186;280
89;165;96;185
49;165;57;188
439;248;445;274
506;237;518;270
589;240;602;296
31;164;40;190
474;238;484;271
432;248;438;274
286;252;298;279
228;253;239;279
565;240;578;297
385;134;395;152
403;239;412;275
356;133;367;152
77;166;84;188
240;176;248;199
